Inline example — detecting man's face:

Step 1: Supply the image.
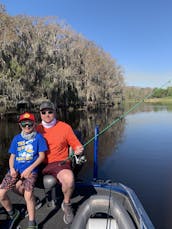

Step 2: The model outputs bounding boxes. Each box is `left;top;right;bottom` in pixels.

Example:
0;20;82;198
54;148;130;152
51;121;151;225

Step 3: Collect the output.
40;109;55;123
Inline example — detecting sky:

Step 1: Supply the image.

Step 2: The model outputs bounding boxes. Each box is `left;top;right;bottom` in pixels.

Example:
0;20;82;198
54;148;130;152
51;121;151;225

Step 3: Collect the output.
1;0;172;88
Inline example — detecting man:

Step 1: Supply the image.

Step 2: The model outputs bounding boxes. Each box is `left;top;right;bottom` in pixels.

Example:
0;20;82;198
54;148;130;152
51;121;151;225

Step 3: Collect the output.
0;112;47;229
37;101;83;224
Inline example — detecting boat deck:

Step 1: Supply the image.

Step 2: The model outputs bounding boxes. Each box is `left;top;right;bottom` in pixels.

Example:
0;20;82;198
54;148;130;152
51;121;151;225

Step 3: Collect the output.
0;182;97;229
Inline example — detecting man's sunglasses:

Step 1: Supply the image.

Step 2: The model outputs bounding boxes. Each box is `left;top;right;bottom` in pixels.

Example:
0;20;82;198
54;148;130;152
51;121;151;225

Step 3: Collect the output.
20;121;34;128
41;110;54;115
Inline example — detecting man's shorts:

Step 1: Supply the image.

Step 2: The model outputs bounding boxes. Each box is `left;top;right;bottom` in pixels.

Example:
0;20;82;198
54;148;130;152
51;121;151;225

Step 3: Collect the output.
0;172;37;192
42;161;71;178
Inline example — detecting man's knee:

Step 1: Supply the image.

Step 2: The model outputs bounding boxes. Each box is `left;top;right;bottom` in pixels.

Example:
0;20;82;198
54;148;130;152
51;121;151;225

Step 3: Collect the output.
58;169;74;183
60;176;74;190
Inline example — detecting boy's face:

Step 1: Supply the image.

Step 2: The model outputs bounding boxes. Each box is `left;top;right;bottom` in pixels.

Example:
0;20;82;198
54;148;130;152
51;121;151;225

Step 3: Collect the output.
19;120;35;134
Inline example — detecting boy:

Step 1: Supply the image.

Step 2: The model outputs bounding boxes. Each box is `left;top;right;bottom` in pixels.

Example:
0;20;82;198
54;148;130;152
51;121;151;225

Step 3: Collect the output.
0;112;48;229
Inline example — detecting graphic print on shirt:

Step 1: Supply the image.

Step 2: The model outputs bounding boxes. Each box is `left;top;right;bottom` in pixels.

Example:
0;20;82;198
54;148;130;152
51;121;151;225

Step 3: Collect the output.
16;139;35;163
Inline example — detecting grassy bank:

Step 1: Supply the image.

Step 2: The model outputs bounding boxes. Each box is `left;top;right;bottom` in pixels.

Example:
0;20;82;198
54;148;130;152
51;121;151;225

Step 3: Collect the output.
125;97;172;104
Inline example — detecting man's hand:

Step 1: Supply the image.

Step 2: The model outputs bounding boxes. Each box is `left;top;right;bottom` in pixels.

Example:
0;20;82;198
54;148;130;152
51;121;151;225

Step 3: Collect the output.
74;145;84;155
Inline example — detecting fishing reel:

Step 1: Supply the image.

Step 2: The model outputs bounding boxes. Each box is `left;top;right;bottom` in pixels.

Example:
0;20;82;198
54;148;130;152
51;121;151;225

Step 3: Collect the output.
69;147;87;166
73;154;87;165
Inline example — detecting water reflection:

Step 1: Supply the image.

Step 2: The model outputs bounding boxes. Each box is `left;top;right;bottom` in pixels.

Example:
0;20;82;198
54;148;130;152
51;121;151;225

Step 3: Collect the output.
1;103;172;228
0;102;168;181
0;119;20;179
124;102;172;113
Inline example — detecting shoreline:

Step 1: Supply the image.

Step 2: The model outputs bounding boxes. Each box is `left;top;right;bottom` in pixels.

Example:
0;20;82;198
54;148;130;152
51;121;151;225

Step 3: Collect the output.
125;97;172;104
144;97;172;103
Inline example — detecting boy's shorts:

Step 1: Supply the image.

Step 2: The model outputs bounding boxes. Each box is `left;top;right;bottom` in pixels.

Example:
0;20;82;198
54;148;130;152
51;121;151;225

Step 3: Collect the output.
42;161;71;178
0;172;37;192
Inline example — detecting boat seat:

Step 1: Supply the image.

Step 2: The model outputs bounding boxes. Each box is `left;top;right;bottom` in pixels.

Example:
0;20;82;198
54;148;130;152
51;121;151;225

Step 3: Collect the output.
43;175;62;207
70;195;136;229
43;174;58;189
86;218;118;229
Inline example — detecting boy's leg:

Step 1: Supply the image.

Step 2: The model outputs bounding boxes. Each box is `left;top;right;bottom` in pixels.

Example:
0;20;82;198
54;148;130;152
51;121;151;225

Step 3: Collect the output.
0;173;20;228
0;172;18;211
23;173;38;227
24;190;35;221
14;179;24;195
0;188;12;211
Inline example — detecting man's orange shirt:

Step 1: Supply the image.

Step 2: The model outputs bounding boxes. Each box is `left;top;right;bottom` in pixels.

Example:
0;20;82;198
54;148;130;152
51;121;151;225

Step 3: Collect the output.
37;121;82;163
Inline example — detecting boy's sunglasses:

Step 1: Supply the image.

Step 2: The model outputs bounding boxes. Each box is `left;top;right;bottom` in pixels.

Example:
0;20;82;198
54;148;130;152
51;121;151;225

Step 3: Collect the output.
41;110;54;115
20;121;34;128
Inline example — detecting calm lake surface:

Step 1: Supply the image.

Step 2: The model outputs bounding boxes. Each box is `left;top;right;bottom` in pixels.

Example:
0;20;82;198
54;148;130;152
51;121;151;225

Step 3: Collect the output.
1;103;172;229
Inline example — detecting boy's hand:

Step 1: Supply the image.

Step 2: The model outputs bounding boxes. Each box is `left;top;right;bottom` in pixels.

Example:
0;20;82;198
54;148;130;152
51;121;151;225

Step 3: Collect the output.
10;168;18;178
21;168;32;179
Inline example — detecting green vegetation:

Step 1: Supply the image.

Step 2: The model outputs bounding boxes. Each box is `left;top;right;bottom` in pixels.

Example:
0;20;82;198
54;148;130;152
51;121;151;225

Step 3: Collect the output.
124;86;172;103
0;4;124;111
124;86;153;101
145;87;172;103
151;87;172;98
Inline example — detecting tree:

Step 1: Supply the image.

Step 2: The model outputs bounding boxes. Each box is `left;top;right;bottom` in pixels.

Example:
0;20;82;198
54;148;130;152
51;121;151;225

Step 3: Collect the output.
0;7;125;110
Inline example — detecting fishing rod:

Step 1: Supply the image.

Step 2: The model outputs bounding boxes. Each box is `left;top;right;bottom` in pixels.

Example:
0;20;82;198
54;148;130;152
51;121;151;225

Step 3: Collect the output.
61;79;171;165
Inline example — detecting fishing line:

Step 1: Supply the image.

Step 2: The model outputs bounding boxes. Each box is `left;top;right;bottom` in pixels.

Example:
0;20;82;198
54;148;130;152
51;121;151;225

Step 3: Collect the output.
61;79;171;164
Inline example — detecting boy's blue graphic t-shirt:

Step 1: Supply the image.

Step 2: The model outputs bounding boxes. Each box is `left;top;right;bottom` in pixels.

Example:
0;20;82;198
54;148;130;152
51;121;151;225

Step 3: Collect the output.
9;133;48;173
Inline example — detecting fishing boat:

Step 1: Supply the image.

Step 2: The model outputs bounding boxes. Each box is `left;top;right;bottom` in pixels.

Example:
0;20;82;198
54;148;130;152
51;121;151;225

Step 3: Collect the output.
0;178;154;229
0;126;154;229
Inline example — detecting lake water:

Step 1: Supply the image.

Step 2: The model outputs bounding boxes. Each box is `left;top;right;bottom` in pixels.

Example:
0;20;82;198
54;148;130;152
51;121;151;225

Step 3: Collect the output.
0;103;172;229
